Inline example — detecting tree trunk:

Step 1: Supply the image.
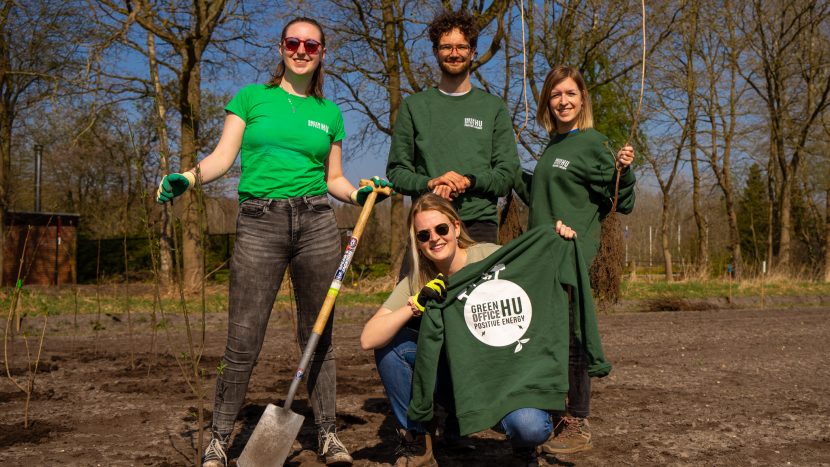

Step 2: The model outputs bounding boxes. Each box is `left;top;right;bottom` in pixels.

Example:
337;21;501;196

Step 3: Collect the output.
180;57;204;292
825;188;829;282
382;0;406;274
147;31;174;286
661;195;673;281
778;171;792;270
689;125;708;276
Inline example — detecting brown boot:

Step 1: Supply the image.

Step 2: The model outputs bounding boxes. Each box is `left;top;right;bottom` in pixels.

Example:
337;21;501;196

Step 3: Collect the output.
394;432;438;467
541;416;592;454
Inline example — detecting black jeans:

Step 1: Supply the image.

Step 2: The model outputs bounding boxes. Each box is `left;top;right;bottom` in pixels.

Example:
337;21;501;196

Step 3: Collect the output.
211;195;341;437
566;295;591;418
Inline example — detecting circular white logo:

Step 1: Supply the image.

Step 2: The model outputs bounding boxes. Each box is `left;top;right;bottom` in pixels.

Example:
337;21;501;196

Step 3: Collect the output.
463;279;532;349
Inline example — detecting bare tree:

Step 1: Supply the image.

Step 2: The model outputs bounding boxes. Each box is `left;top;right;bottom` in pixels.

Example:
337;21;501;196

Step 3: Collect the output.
92;0;259;290
740;0;830;271
0;0;89;284
697;0;749;279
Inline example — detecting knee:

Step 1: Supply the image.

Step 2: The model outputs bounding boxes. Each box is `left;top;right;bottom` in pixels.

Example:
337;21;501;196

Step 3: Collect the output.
502;408;551;446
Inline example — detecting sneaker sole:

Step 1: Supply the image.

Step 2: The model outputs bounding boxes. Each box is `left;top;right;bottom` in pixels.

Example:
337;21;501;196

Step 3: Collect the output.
541;442;593;455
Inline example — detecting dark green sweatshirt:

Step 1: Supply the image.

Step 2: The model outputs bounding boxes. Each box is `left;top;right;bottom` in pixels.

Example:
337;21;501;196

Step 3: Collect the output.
515;128;636;265
386;88;520;224
407;226;611;436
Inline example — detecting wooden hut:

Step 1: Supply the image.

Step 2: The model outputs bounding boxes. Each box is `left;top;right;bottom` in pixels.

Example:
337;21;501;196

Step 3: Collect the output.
3;211;79;286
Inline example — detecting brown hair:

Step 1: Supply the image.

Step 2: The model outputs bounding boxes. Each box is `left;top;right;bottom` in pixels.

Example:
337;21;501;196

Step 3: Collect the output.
408;194;475;290
427;10;479;50
536;65;594;133
266;17;326;99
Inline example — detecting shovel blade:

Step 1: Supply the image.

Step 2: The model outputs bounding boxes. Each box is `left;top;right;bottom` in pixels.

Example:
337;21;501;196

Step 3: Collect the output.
237;403;304;467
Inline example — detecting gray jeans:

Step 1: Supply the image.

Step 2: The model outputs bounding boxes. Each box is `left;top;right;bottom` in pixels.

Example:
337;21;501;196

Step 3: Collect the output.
211;195;341;437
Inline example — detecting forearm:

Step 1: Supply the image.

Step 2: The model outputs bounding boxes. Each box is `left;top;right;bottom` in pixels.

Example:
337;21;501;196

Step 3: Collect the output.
360;306;415;350
470;108;520;196
326;175;357;204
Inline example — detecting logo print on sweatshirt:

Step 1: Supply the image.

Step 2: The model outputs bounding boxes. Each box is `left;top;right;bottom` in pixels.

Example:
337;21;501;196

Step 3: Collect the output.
308;120;329;133
464;117;483;130
457;264;532;352
553;158;570;170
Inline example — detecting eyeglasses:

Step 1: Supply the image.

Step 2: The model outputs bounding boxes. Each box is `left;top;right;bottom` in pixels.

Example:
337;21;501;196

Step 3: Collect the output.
416;223;451;243
284;37;322;55
436;44;472;54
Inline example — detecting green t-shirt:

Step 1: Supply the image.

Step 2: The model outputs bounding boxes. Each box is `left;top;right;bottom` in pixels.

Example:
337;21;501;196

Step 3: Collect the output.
519;128;636;265
225;84;346;201
386;88;520;224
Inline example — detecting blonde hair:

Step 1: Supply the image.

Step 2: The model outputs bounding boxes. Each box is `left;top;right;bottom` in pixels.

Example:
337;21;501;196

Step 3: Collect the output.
536;65;594;133
408;194;475;290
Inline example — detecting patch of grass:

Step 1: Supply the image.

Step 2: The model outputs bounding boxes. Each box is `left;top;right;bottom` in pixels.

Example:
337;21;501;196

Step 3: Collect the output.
622;277;830;300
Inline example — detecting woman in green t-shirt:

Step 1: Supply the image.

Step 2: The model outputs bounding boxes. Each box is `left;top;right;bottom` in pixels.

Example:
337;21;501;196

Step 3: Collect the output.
360;193;575;466
516;65;636;457
156;17;389;467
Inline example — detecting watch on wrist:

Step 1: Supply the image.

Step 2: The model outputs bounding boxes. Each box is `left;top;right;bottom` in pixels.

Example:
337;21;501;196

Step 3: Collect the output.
464;174;476;189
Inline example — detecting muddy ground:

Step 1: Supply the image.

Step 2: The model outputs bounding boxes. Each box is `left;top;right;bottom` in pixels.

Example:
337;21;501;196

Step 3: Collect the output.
1;304;829;466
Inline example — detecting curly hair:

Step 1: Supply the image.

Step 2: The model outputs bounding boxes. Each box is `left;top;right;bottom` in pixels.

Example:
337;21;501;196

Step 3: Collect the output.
427;10;479;49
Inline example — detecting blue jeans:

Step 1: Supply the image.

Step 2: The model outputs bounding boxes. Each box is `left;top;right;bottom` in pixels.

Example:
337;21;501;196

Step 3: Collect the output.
211;195;341;437
375;327;552;447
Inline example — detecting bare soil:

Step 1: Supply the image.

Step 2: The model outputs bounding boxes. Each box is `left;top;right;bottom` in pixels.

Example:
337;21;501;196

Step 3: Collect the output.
1;305;829;466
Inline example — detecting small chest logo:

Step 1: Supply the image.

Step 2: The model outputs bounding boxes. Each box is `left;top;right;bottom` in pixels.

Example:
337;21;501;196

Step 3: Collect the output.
457;264;532;352
307;120;329;133
553;158;570;170
464;117;484;130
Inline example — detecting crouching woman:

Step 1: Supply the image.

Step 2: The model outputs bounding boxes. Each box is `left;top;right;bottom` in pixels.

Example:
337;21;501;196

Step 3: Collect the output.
361;194;574;466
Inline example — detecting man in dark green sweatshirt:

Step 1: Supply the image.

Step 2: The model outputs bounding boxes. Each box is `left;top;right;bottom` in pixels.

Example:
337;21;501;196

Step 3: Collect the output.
385;10;519;244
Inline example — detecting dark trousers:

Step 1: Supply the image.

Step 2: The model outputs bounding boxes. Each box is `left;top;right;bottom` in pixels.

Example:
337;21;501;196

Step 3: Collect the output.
566;295;591;418
211;195;340;437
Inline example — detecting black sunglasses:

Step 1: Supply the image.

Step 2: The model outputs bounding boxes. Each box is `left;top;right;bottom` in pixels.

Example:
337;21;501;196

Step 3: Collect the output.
284;37;322;55
416;223;451;243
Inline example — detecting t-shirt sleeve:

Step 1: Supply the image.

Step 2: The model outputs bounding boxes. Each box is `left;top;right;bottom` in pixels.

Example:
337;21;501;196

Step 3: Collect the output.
330;104;346;143
225;85;253;121
381;276;415;311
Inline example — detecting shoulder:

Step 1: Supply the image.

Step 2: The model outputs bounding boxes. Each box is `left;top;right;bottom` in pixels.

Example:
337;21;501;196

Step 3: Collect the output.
466;242;501;262
404;88;439;104
581;128;610;144
470;87;504;104
235;83;268;96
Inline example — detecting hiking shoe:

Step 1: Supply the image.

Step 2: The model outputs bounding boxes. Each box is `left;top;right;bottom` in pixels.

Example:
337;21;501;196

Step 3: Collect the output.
201;434;228;467
394;432;438;467
318;426;353;466
510;446;540;467
541;416;592;454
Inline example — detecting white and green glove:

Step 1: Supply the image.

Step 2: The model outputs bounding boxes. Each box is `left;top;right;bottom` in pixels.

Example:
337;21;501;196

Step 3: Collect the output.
156;171;196;204
350;176;394;206
411;273;448;314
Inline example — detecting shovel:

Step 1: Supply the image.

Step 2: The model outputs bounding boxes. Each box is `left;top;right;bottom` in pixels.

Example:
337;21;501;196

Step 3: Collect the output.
237;179;393;467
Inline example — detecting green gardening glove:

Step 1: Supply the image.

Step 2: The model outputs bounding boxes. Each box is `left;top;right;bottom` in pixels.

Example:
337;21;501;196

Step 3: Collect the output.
412;273;448;313
156;172;196;204
350;176;394;206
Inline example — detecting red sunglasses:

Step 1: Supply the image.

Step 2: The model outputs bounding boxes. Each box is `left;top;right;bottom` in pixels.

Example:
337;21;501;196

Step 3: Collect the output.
283;37;322;55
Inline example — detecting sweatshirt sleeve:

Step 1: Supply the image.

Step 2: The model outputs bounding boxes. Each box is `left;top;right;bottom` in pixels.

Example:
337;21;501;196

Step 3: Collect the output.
571;241;612;377
407;303;446;422
386;99;431;196
588;135;636;215
467;103;520;197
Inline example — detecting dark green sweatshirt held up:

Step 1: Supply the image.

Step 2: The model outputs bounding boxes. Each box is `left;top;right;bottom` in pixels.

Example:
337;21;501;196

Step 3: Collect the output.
407;226;611;436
